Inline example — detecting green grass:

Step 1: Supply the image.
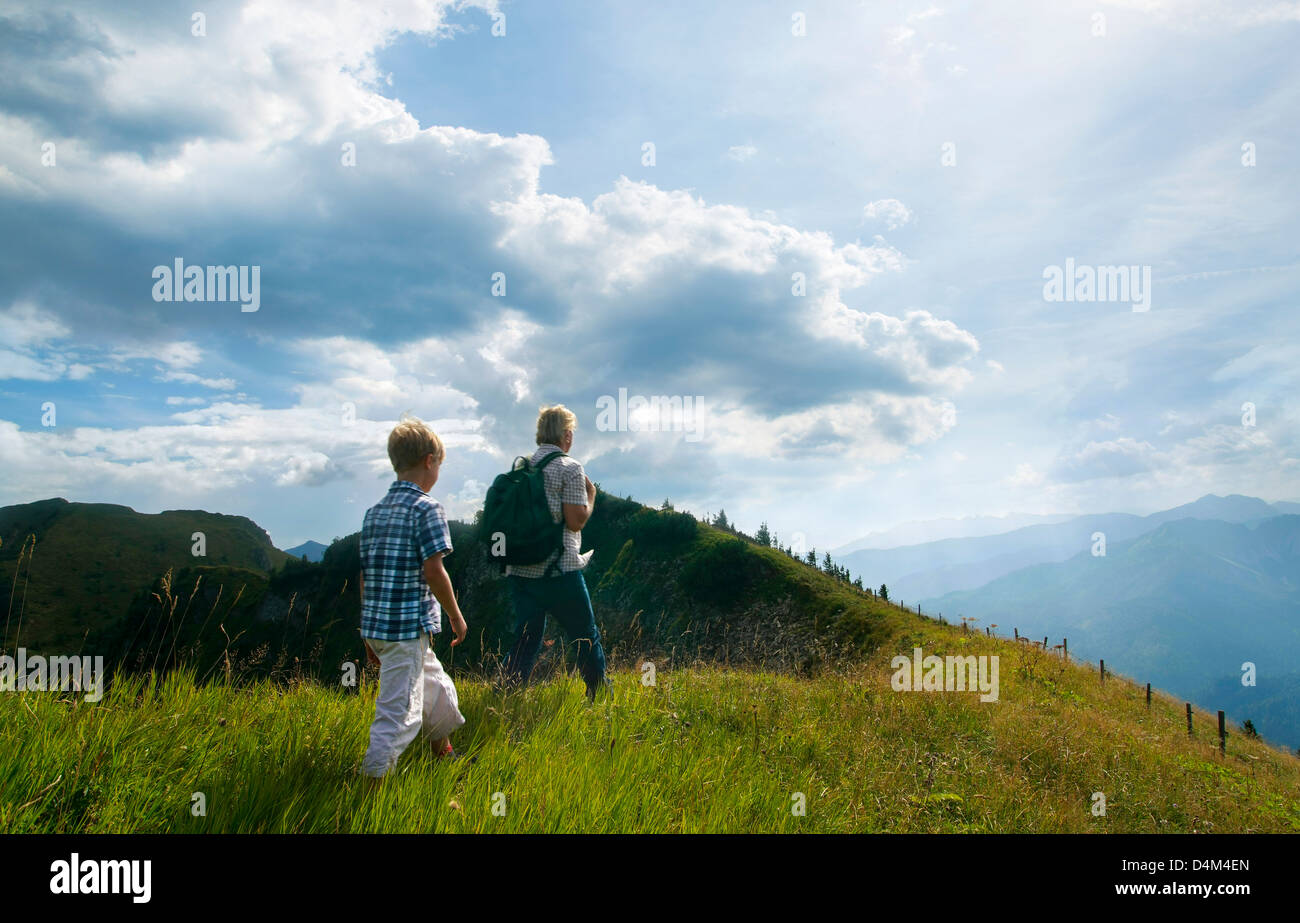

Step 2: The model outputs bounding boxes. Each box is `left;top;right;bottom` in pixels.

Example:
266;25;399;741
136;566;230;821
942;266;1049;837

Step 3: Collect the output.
4;629;1298;833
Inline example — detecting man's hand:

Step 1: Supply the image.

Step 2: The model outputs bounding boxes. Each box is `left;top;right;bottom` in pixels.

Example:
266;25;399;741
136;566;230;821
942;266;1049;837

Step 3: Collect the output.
449;612;468;647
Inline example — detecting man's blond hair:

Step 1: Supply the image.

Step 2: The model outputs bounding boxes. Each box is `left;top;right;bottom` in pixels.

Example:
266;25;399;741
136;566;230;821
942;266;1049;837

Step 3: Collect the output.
536;404;577;446
388;414;445;473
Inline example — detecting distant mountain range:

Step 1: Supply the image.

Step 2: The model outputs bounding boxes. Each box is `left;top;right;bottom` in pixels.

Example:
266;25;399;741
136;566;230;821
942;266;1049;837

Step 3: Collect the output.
831;511;1075;555
839;494;1289;604
924;513;1300;750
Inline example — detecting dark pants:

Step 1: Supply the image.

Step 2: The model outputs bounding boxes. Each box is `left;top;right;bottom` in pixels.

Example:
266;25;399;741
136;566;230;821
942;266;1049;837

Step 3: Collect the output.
503;571;607;695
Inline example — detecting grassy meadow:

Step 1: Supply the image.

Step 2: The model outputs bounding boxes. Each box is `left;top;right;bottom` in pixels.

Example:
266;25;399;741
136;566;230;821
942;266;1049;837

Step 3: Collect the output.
3;626;1298;833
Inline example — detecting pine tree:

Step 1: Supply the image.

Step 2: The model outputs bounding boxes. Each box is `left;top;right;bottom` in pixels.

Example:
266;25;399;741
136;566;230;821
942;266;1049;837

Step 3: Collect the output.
878;583;889;601
755;521;771;546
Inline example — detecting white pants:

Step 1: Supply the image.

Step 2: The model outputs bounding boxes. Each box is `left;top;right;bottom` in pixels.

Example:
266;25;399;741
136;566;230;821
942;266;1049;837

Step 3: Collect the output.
361;635;466;778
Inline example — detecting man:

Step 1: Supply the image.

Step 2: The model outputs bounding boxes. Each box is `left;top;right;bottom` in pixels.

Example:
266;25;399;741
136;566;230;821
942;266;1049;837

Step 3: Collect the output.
502;404;608;699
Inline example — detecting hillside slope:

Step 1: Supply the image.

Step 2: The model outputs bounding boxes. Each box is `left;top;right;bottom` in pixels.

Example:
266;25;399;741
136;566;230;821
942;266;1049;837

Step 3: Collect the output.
2;639;1297;833
2;494;1297;833
0;498;290;652
926;516;1300;749
89;492;907;682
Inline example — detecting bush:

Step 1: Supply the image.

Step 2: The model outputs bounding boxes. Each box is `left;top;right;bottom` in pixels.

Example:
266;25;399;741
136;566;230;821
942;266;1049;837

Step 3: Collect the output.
681;538;770;607
628;508;698;548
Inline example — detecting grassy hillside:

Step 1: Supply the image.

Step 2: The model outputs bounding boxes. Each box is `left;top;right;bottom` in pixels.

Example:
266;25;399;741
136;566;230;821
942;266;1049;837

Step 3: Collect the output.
2;630;1297;833
4;491;1296;833
1;498;291;652
77;491;905;684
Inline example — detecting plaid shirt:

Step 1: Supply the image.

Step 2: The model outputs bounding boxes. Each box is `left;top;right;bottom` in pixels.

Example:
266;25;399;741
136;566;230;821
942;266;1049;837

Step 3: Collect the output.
359;480;452;640
506;444;594;578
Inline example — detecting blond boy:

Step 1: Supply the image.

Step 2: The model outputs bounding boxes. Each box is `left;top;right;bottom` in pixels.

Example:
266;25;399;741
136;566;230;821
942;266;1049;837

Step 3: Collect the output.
358;415;468;778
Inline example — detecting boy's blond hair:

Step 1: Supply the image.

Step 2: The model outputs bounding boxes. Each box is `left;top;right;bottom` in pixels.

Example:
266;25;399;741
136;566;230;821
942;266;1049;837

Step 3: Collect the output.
388;414;445;473
536;404;577;446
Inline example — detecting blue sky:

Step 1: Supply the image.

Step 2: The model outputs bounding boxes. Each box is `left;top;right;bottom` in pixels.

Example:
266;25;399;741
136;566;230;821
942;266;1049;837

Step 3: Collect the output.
1;0;1298;552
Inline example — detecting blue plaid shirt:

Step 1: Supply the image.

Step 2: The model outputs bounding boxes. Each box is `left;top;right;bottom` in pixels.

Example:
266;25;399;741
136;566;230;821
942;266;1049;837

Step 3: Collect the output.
360;481;453;641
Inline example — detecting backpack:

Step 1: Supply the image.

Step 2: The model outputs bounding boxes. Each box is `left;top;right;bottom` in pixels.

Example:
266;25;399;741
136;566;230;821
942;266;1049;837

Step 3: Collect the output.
480;451;566;571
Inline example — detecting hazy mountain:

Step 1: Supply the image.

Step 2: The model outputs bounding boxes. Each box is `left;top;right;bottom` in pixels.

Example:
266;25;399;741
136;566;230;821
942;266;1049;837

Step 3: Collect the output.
284;540;328;562
831;511;1074;555
840;494;1290;604
925;515;1300;749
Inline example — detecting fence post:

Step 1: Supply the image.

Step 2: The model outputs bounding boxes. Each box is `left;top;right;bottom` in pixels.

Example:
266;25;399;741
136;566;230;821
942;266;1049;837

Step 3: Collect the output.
1146;683;1151;708
1063;638;1068;661
1100;659;1105;682
1043;636;1047;650
1186;703;1193;737
1218;710;1226;755
1014;628;1019;640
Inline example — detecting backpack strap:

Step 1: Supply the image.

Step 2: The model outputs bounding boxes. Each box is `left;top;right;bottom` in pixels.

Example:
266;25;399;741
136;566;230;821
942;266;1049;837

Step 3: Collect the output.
535;451;566;577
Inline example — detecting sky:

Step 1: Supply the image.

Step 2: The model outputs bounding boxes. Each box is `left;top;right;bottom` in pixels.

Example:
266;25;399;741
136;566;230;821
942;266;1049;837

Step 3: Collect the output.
1;0;1298;552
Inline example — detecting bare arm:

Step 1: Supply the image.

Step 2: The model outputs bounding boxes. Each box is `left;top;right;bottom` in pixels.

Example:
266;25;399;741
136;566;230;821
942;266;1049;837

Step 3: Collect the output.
563;475;597;531
359;572;378;666
423;552;467;645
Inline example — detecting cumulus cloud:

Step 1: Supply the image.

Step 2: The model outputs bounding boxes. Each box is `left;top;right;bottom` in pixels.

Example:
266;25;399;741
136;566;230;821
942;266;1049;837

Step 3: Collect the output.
862;198;913;230
0;0;985;530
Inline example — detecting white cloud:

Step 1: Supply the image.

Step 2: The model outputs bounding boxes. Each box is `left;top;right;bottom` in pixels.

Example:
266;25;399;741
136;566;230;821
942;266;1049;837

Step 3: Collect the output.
862;198;913;230
1005;462;1045;487
0;301;69;347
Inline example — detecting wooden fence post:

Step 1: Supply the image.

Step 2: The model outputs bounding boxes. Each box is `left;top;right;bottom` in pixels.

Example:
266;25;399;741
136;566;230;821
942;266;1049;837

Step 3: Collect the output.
1186;703;1193;737
1063;638;1068;661
1014;628;1019;640
1043;636;1047;649
1218;710;1226;755
1146;683;1151;708
1100;659;1105;682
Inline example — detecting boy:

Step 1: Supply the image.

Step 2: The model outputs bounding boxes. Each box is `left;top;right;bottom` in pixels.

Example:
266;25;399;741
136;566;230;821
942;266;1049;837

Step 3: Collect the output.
358;415;468;780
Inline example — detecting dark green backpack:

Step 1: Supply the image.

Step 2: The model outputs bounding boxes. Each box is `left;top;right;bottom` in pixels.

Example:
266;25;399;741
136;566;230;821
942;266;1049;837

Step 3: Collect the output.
480;451;565;571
